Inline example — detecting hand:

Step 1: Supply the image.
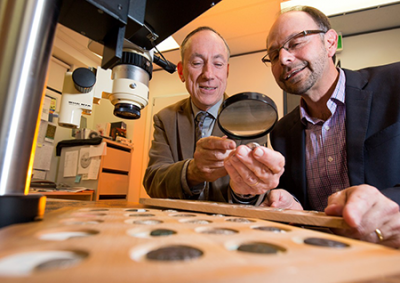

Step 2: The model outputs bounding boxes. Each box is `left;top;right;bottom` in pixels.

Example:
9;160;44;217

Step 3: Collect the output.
187;136;236;186
325;185;400;248
224;145;285;195
260;189;303;210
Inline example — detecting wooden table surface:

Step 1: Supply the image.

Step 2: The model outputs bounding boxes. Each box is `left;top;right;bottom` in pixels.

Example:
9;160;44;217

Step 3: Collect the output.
0;198;399;283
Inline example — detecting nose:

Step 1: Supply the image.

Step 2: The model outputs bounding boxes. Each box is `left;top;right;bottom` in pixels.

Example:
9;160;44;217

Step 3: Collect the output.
202;62;214;79
278;46;294;65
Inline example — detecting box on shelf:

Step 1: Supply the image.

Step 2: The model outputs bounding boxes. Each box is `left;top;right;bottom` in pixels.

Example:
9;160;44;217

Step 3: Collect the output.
116;136;133;147
110;122;127;140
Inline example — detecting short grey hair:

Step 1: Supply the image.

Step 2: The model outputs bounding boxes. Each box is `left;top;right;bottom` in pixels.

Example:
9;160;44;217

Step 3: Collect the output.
180;26;231;62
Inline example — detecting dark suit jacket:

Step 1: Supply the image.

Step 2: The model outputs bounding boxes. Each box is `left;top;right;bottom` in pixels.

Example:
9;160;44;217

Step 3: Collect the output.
270;62;400;210
144;95;268;202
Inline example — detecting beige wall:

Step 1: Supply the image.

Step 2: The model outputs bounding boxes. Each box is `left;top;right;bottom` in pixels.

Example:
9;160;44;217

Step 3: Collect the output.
338;28;400;69
48;27;400;201
131;27;400;201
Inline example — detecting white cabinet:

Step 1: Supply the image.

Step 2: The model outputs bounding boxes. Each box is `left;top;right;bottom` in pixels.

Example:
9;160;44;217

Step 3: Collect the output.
56;139;132;200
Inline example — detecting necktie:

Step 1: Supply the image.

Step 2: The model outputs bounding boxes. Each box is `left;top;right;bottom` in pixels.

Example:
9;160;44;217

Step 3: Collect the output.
195;111;208;143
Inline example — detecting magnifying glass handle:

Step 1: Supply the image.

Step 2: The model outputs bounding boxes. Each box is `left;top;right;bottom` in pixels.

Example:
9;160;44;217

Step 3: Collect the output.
246;142;260;150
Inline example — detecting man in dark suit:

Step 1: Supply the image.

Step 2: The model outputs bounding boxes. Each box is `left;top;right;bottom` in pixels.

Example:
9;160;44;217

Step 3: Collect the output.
144;27;269;204
224;6;400;248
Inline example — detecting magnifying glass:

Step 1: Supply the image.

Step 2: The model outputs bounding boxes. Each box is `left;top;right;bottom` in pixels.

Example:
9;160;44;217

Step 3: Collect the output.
217;92;278;140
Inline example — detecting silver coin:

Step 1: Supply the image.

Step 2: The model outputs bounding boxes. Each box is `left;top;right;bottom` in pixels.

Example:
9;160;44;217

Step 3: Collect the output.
182;219;211;224
304;237;349;248
146;245;203;261
34;252;88;271
199;228;238;235
126;209;148;212
237;242;284;254
253;226;287;233
133;219;163;225
226;218;254;223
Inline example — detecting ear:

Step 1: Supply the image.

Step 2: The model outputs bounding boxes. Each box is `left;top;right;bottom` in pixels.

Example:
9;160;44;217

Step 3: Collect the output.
227;63;230;78
177;61;185;82
325;29;338;58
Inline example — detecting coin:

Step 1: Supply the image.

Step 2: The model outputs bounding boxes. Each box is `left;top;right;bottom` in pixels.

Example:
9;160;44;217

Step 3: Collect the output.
253;226;287;233
146;245;203;261
181;219;211;224
199;228;238;235
237;242;284;254
226;218;254;223
35;258;82;271
304;237;349;248
126;209;148;212
133;219;163;225
150;229;177;237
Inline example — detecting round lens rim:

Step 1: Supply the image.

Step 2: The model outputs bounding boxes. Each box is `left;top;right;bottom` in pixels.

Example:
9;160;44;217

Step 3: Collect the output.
217;92;278;140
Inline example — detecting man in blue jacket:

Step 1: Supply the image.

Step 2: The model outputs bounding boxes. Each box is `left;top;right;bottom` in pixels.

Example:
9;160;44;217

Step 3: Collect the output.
224;6;400;248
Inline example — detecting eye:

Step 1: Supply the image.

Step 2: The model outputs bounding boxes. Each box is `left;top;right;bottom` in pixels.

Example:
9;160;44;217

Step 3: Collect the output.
191;61;203;67
269;51;279;62
288;38;304;50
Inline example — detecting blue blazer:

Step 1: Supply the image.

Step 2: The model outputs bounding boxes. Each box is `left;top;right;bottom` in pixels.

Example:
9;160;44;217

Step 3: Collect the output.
270;62;400;210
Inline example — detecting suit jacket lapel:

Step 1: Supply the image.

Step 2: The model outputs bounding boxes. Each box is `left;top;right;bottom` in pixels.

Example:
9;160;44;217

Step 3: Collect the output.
343;69;372;185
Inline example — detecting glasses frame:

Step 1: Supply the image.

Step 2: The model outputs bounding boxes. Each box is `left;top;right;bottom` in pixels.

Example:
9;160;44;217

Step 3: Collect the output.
262;30;327;66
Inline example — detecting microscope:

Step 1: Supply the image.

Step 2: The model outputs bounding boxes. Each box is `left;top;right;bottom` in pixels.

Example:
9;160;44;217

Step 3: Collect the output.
0;0;220;227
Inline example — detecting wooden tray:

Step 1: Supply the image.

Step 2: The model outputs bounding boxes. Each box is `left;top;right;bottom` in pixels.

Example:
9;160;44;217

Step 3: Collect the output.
140;198;349;229
0;201;399;283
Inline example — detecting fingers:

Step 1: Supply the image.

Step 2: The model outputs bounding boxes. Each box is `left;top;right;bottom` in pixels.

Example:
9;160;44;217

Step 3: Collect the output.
326;185;400;248
225;145;285;195
252;146;285;174
327;186;397;229
189;137;236;185
262;189;304;210
195;136;236;161
197;136;236;151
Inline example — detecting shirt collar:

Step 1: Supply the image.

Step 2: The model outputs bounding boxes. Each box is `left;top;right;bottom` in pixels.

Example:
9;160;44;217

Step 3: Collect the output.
300;68;346;124
191;97;223;120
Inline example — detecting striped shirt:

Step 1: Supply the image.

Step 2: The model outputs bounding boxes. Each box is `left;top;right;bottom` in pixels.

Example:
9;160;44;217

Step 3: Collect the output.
300;68;350;211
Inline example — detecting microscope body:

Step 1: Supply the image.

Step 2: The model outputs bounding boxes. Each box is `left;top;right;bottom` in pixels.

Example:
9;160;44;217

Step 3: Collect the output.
0;0;221;227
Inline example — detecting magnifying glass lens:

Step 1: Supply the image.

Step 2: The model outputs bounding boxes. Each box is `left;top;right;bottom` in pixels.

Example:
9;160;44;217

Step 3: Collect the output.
217;92;278;140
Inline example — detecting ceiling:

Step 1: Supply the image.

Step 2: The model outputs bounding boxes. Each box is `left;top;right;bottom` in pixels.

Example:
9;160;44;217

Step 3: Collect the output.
52;0;400;70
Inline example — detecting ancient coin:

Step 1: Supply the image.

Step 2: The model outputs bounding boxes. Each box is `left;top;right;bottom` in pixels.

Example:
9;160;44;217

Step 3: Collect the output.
199;228;238;235
237;242;284;254
150;229;177;237
304;237;349;248
253;226;287;233
146;245;203;261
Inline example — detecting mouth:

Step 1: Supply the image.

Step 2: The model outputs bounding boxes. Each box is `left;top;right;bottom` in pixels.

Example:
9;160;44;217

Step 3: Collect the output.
200;86;217;91
284;65;307;80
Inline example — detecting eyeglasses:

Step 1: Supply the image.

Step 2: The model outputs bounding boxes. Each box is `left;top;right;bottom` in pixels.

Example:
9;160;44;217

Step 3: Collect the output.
262;30;327;66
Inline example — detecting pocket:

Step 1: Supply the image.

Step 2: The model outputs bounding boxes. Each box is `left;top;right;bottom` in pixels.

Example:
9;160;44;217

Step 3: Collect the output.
365;121;400;149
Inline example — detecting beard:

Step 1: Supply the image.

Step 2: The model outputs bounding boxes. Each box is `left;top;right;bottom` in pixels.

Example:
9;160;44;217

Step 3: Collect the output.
278;48;328;95
279;64;316;95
